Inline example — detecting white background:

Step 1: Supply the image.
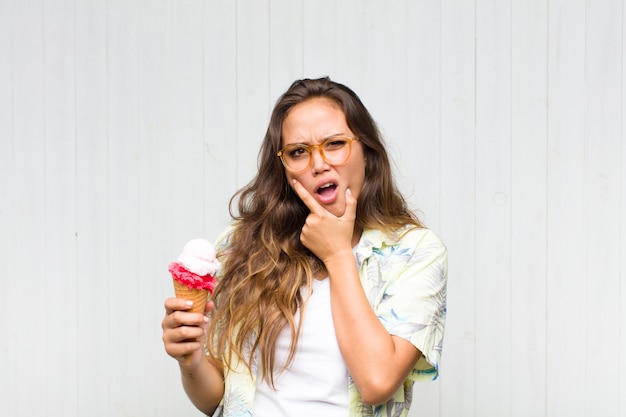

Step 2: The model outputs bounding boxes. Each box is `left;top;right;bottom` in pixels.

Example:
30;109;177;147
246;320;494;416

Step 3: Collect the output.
1;1;625;416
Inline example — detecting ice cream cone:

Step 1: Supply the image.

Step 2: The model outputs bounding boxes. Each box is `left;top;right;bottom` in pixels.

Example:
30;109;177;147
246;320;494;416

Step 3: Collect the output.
173;279;209;313
168;238;220;366
173;279;209;365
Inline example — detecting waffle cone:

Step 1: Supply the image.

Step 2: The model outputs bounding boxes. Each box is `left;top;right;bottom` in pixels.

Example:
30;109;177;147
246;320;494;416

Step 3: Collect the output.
172;279;210;365
173;279;209;313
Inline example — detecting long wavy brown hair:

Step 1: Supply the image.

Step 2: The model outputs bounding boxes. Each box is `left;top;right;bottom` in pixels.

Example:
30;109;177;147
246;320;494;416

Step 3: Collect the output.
207;77;423;385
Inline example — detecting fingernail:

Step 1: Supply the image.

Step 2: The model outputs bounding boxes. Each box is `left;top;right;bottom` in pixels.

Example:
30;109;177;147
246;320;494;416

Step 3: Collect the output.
185;300;193;307
203;316;209;323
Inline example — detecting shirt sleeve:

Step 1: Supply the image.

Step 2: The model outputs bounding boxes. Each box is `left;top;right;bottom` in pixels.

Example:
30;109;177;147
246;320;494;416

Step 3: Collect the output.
213;225;234;278
374;228;448;381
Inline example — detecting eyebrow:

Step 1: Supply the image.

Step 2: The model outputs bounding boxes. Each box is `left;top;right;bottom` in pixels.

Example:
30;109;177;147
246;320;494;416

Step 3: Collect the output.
284;133;348;146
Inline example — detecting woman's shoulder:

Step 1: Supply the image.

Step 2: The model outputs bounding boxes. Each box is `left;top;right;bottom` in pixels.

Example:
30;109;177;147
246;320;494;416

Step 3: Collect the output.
363;225;445;248
213;223;239;259
401;226;445;248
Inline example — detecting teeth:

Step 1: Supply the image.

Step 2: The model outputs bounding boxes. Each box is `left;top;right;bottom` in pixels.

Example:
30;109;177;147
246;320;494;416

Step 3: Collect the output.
319;183;334;189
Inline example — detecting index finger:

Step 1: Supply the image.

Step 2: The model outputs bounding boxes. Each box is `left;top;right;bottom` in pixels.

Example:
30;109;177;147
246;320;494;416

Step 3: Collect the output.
164;297;194;314
291;179;326;215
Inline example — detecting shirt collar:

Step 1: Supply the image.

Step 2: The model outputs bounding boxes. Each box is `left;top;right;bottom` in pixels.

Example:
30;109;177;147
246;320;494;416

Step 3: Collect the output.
354;228;399;267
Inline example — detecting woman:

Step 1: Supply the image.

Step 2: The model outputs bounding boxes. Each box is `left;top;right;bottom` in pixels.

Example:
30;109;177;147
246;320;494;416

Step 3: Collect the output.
162;77;448;417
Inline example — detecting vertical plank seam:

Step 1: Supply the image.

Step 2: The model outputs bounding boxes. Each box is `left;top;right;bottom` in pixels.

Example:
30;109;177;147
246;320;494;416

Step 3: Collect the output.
582;1;589;411
105;0;111;413
473;0;478;415
235;0;240;189
543;0;550;417
72;0;79;413
617;0;626;416
437;1;444;414
135;3;142;411
42;0;50;412
10;0;16;411
202;0;207;233
508;1;514;416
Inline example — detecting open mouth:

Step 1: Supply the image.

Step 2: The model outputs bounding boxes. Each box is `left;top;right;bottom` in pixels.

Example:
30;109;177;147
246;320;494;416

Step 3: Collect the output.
314;182;340;205
316;182;337;197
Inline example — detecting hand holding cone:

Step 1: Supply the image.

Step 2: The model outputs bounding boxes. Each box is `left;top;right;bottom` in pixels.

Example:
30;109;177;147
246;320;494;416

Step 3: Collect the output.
168;238;220;365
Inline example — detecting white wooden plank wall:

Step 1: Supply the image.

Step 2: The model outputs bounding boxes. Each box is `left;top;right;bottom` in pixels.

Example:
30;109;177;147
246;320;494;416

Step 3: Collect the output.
0;1;624;416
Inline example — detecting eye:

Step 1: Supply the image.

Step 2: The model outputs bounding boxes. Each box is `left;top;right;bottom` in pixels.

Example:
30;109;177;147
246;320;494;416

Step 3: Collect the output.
287;146;309;159
324;139;348;150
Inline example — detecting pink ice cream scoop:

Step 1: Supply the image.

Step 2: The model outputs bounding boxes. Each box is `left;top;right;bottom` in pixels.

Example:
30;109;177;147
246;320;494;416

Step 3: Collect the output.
168;238;220;293
168;239;220;294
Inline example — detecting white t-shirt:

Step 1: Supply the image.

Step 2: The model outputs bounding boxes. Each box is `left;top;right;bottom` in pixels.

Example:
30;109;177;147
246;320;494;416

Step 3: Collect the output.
252;278;349;417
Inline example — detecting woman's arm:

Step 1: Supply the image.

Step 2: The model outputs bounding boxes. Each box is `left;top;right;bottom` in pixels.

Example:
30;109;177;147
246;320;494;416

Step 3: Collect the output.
324;251;421;405
293;182;422;405
162;298;224;414
179;354;224;415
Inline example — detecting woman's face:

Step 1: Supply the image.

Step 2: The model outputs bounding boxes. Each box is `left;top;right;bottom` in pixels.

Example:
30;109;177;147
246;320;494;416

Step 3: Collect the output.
281;97;366;217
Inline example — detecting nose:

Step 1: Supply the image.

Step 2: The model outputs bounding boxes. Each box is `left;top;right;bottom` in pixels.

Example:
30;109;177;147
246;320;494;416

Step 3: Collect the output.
310;146;329;173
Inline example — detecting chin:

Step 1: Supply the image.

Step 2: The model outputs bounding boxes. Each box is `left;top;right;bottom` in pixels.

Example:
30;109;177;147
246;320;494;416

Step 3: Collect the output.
328;203;346;217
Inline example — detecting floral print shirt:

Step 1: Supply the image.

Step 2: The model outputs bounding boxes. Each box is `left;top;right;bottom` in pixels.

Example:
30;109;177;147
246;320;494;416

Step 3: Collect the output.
211;226;448;417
